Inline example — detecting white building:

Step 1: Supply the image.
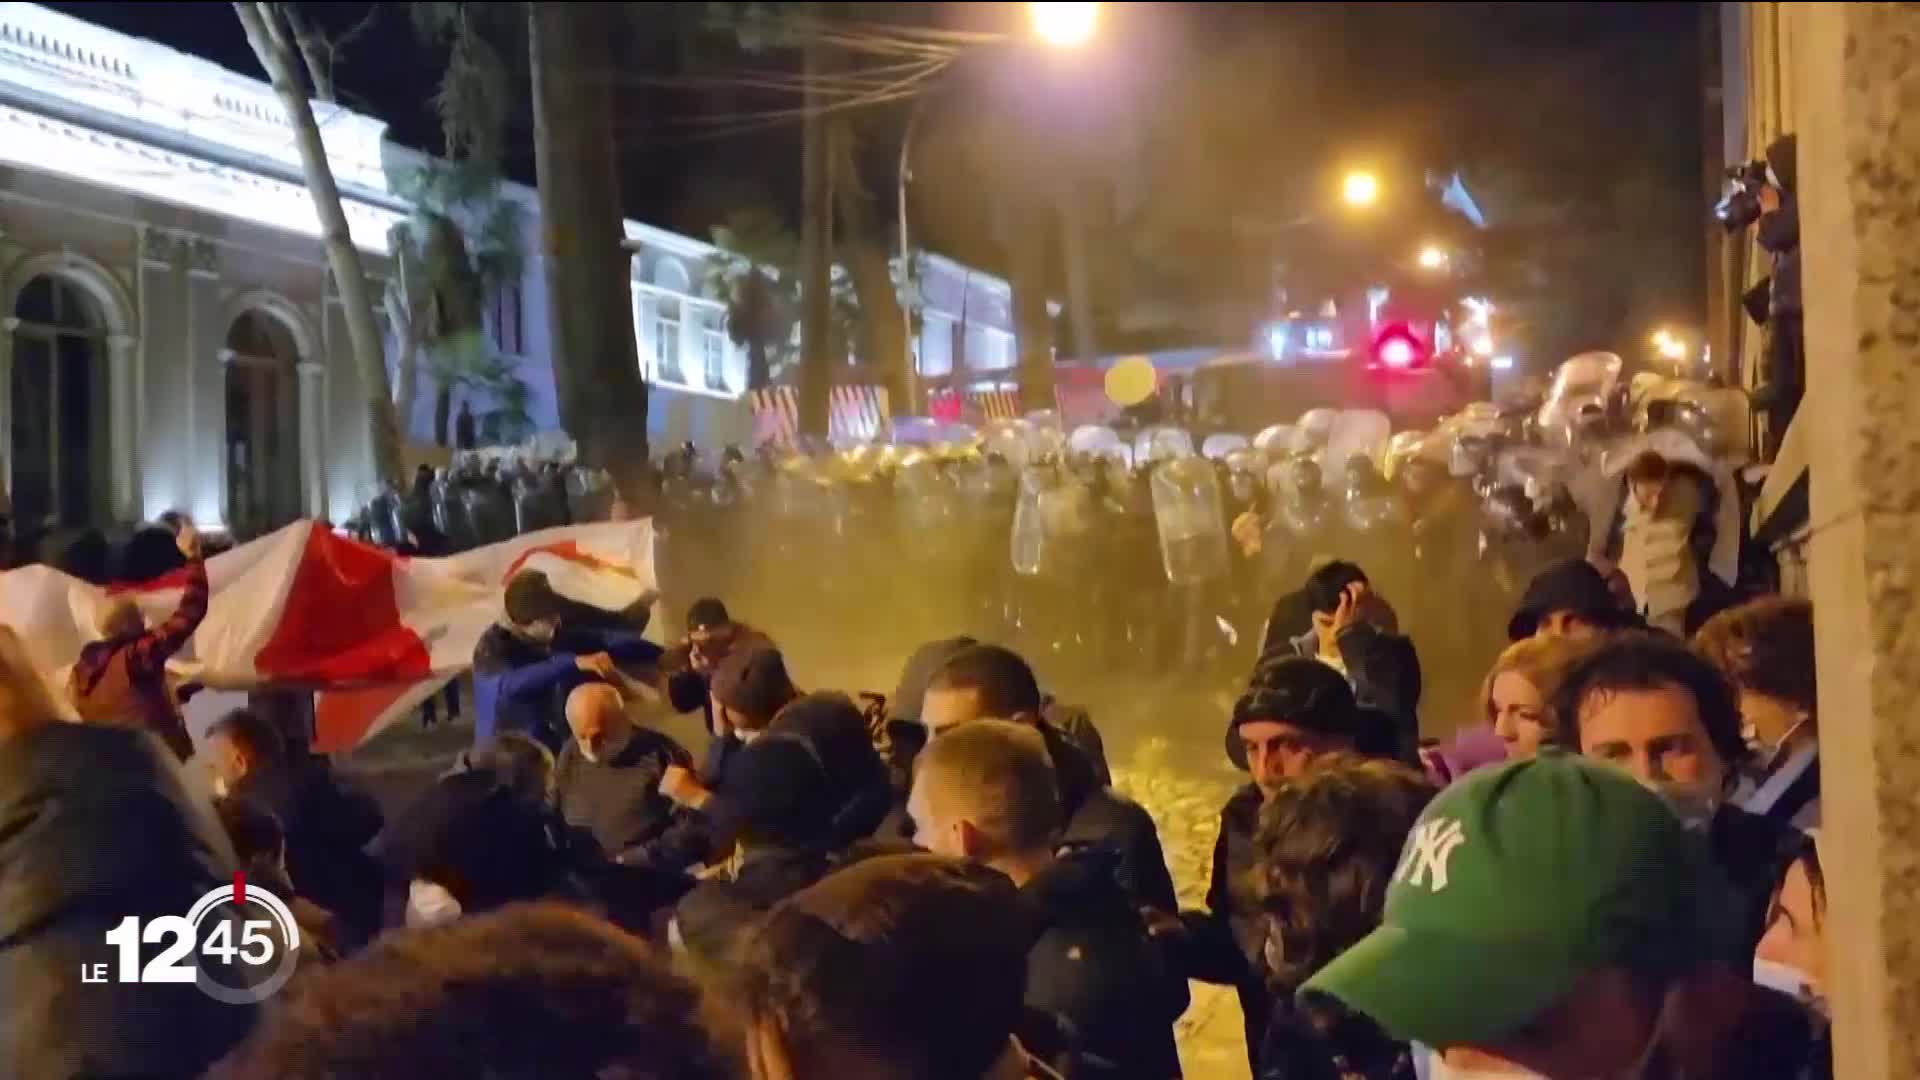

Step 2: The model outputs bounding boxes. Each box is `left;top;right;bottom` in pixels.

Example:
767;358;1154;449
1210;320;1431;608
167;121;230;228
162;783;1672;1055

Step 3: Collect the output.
0;2;1028;537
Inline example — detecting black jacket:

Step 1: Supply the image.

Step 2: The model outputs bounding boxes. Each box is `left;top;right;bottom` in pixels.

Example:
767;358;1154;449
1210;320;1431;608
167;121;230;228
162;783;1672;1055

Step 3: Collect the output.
554;728;707;872
672;846;832;969
0;724;256;1078
1042;723;1178;913
1256;1002;1415;1080
233;756;385;948
1710;804;1812;959
1179;783;1269;1073
1022;848;1188;1080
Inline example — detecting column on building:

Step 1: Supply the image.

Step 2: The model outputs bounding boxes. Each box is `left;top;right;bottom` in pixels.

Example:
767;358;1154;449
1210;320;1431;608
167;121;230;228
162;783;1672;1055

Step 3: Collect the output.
1796;4;1920;1079
184;237;225;527
296;359;327;518
137;226;190;520
105;330;137;522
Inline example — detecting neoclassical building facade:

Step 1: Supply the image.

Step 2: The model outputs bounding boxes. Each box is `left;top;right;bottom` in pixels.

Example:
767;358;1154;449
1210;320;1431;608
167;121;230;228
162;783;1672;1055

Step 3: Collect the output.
0;2;404;536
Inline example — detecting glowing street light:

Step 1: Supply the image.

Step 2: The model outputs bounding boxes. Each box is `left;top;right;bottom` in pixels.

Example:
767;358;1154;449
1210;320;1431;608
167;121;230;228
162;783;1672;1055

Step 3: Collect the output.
1417;244;1449;271
1029;2;1099;48
1342;170;1380;209
1650;327;1688;362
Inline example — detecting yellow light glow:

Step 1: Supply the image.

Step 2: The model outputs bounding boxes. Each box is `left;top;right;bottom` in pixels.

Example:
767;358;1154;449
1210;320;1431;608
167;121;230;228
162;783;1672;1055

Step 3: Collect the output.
1471;334;1495;357
1658;338;1688;361
1029;2;1099;48
1418;244;1449;270
1342;171;1380;208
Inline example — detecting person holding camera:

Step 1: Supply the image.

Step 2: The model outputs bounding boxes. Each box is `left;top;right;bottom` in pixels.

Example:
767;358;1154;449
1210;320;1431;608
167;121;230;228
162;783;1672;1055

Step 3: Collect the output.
1724;134;1801;456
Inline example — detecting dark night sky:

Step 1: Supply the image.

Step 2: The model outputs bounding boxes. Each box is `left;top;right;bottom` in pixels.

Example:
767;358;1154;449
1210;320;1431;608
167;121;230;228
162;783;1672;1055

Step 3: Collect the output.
50;1;1708;354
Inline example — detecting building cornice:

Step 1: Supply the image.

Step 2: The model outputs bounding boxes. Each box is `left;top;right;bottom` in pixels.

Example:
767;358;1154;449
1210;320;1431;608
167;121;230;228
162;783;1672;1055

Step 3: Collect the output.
0;3;402;251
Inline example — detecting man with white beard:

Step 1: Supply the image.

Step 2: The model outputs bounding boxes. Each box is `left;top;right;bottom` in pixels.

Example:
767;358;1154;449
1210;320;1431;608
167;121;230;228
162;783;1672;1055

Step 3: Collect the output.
553;680;705;872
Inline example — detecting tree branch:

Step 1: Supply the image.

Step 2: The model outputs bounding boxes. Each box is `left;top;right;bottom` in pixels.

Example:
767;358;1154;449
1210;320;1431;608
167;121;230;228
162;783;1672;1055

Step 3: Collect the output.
279;3;335;102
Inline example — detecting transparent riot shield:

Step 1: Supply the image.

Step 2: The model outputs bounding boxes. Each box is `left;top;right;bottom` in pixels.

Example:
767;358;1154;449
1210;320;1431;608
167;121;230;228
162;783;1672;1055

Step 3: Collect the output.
1322;409;1392;475
565;468;615;524
462;483;516;545
1253;423;1295;460
1201;433;1251;461
1134;425;1195;467
1536;352;1624;449
1151;457;1228;586
366;491;404;548
1068;424;1126;462
1291;408;1339;455
1010;465;1094;578
982;418;1038;471
433;475;478;551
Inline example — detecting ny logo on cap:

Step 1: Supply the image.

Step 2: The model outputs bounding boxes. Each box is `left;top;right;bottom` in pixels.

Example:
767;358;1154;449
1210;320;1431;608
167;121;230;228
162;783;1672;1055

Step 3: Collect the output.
1395;817;1467;893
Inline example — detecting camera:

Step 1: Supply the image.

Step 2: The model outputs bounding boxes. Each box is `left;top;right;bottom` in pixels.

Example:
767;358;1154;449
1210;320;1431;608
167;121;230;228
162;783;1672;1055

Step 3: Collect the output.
1714;159;1771;232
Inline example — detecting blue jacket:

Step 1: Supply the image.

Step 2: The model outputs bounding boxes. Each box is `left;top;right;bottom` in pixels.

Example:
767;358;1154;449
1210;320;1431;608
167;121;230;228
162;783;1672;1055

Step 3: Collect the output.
472;626;663;745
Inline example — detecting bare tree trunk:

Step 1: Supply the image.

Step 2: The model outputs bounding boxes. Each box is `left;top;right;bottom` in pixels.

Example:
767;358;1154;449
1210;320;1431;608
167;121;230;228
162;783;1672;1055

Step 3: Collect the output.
383;274;419;440
798;37;834;439
530;2;650;500
1009;199;1056;414
234;2;404;491
1059;177;1098;362
830;115;908;412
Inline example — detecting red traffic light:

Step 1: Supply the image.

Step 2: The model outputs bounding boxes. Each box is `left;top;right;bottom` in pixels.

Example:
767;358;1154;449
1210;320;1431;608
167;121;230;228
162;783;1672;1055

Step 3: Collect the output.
1369;323;1429;372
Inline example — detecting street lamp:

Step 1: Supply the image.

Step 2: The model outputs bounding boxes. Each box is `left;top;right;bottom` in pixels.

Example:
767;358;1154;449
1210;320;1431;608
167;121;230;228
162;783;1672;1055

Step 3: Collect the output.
898;3;1100;414
1029;2;1099;49
1342;170;1380;209
1417;244;1449;271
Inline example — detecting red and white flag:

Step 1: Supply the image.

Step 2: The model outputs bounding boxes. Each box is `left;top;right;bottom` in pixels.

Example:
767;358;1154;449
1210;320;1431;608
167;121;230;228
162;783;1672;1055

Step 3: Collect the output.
0;520;656;752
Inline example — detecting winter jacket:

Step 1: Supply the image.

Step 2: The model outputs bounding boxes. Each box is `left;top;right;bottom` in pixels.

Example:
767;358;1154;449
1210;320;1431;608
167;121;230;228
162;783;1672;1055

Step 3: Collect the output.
1257;1000;1414;1080
1042;699;1111;787
472;624;663;747
554;728;707;872
1711;804;1813;960
1179;783;1270;1073
471;625;579;746
0;723;256;1078
231;757;386;947
68;555;207;760
662;625;773;732
1043;722;1178;912
1274;624;1422;761
1021;847;1188;1080
672;846;833;970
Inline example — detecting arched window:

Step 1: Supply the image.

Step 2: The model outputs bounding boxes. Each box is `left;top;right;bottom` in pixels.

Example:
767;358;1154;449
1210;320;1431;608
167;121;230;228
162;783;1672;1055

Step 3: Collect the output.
10;274;108;526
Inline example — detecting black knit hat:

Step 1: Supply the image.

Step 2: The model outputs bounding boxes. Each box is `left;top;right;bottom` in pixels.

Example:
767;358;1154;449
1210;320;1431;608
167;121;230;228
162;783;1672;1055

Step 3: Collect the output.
1507;559;1636;641
726;733;837;848
1226;657;1358;770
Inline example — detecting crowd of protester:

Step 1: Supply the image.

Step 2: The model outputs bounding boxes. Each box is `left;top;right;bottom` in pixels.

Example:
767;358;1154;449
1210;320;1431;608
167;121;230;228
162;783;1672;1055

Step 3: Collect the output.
0;475;1834;1078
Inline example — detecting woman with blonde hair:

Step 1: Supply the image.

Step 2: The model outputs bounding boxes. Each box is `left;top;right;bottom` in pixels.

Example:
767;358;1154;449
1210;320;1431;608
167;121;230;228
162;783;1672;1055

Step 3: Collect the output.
1479;634;1593;760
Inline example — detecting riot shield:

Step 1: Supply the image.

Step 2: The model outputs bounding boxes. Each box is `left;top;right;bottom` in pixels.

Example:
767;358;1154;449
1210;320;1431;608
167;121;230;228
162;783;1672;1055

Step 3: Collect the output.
366;491;404;549
1536;352;1624;449
462;483;516;545
1201;433;1250;461
1134;425;1195;467
1322;409;1392;475
1252;423;1295;459
564;468;615;524
1011;464;1094;578
1151;457;1228;586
